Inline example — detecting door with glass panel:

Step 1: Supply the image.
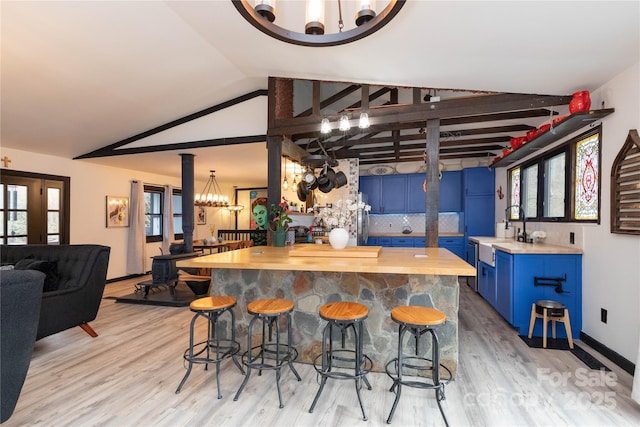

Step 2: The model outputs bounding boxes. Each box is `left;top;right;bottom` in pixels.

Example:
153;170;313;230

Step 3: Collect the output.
0;172;69;245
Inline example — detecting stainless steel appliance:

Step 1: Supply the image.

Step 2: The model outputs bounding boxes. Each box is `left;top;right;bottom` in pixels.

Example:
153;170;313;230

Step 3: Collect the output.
356;192;369;246
466;240;479;291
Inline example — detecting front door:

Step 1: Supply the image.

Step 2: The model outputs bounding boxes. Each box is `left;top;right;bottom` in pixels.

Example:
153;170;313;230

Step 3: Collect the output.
0;170;69;245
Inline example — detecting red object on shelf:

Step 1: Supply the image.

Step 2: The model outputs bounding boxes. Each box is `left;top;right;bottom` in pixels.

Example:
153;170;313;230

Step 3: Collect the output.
526;129;537;141
552;115;568;126
538;124;551;134
569;91;591;113
510;136;527;149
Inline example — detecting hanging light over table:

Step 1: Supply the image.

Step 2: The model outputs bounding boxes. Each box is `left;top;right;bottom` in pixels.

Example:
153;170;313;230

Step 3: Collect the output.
194;170;229;207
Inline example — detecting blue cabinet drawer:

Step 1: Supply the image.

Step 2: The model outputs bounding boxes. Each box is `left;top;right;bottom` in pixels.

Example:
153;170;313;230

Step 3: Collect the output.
414;237;426;248
367;237;379;246
378;237;392;247
391;237;414;247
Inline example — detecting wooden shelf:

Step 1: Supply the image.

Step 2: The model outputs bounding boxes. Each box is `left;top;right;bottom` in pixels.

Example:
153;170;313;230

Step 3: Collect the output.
490;108;615;168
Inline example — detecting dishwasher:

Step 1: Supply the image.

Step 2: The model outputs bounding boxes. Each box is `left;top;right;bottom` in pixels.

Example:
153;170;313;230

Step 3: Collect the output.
466;240;479;292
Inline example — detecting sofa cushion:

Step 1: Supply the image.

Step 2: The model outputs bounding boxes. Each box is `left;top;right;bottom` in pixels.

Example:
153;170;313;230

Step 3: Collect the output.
14;258;59;292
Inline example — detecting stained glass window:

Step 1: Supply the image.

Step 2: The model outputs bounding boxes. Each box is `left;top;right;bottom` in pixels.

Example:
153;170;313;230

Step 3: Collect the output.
509;167;520;219
574;134;600;220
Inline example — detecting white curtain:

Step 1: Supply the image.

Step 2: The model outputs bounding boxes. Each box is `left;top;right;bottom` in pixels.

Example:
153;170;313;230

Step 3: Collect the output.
162;185;174;254
126;180;147;274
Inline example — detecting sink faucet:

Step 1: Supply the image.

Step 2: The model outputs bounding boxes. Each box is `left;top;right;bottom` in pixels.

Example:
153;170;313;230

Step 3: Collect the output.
505;204;531;243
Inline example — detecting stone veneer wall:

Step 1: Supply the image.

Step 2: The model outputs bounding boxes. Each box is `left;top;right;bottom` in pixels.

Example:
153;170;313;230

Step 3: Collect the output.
210;268;460;376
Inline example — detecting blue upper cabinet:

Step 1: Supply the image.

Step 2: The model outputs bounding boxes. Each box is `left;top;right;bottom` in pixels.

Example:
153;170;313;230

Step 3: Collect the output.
406;173;426;213
463;167;495;238
439;170;462;212
359;175;383;213
359;175;407;214
463;167;495;196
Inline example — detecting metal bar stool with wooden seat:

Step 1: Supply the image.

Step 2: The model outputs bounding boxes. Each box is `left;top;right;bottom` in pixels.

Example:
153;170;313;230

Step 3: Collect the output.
176;296;244;398
309;301;373;421
528;300;573;349
385;306;452;426
234;298;301;408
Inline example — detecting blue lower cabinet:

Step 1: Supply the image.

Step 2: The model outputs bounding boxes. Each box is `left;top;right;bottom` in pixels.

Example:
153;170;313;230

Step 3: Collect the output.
438;236;464;258
378;237;392;247
367;236;379;246
414;237;426;248
391;237;414;247
477;261;496;307
494;251;582;338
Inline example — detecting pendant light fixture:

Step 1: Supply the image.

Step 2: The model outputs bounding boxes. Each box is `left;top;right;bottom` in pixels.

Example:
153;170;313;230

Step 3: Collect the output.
359;112;370;129
339;115;351;131
233;0;406;47
194;170;229;207
282;157;289;190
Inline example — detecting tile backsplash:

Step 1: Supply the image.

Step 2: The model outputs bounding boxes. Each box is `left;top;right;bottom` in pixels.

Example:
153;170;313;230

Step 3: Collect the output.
370;212;461;234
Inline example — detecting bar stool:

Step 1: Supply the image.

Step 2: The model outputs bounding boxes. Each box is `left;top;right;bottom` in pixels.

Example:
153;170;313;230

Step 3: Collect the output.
309;301;373;421
528;300;573;349
234;298;301;408
175;295;244;398
385;305;452;426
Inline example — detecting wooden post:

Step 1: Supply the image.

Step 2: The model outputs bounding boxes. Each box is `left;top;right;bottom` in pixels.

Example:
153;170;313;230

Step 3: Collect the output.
425;119;440;247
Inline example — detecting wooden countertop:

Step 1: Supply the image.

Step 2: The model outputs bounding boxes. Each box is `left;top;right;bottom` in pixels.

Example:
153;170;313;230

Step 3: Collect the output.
177;246;476;276
469;236;583;254
370;232;463;237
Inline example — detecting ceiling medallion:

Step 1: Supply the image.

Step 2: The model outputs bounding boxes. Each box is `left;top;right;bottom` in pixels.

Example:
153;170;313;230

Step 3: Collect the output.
232;0;406;47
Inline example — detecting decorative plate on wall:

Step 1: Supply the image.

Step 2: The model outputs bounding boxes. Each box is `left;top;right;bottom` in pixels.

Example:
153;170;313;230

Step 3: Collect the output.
368;165;395;175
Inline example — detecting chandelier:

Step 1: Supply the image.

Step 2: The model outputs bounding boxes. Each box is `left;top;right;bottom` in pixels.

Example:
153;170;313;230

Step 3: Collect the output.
233;0;406;47
194;170;229;207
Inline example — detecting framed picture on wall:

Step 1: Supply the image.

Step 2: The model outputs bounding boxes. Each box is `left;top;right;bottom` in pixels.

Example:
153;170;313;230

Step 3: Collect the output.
196;206;206;225
106;195;129;228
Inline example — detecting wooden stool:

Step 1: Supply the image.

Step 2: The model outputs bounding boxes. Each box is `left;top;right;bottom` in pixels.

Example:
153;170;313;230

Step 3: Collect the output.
175;296;244;398
385;306;452;426
309;301;372;421
528;300;573;349
234;298;301;408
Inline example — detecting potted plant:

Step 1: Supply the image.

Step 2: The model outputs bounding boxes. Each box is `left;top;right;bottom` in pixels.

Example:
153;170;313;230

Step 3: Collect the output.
269;197;292;247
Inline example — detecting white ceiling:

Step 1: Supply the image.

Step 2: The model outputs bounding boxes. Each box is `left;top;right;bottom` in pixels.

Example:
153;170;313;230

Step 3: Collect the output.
2;1;638;187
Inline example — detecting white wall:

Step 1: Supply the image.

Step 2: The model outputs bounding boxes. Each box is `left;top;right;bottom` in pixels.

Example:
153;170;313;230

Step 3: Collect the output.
494;62;640;362
1;147;236;280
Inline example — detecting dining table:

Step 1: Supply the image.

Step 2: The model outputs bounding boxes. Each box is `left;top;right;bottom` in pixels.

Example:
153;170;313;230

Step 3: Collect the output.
192;240;243;254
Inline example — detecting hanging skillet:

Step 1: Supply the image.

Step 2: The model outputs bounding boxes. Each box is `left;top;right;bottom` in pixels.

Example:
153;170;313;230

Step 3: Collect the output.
297;182;308;202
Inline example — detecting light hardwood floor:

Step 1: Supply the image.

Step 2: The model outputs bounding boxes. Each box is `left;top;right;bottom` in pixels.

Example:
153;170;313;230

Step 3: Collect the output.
4;276;640;426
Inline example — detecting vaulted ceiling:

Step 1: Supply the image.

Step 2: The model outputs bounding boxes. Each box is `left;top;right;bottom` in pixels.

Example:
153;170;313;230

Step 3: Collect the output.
2;1;638;187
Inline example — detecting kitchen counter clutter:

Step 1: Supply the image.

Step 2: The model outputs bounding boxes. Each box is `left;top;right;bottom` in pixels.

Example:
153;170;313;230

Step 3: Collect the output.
469;236;582;339
177;246;475;376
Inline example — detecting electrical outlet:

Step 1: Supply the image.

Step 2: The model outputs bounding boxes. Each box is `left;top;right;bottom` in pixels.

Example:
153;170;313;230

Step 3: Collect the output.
570;232;575;244
601;308;607;324
389;223;392;228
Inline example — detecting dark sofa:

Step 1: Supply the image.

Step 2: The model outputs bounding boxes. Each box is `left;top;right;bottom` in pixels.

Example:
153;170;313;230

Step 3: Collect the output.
0;244;111;340
0;270;44;423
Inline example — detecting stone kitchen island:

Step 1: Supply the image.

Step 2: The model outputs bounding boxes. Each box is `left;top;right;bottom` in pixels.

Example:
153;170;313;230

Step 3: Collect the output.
177;245;475;376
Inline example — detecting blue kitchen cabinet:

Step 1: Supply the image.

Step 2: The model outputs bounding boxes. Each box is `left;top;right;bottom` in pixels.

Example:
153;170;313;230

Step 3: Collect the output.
477;261;496;307
439;170;462;212
406;173;426;213
494;250;513;323
359;175;383;213
391;237;414;247
367;236;379;246
438;236;464;258
378;237;392;247
463;166;494;196
414;237;426;247
494;251;582;338
463;167;495;245
359;175;407;214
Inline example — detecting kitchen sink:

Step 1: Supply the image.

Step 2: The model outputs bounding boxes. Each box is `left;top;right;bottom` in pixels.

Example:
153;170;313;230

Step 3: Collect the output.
478;242;495;267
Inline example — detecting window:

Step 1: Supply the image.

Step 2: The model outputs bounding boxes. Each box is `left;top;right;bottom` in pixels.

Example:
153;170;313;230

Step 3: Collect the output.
508;127;601;223
144;186;163;243
172;189;183;239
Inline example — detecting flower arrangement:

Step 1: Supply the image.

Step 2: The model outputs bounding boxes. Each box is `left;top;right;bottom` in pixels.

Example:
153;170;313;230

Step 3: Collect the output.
315;199;371;229
209;223;216;236
269;197;292;231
